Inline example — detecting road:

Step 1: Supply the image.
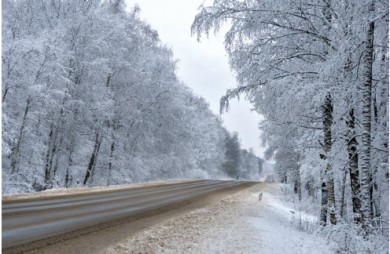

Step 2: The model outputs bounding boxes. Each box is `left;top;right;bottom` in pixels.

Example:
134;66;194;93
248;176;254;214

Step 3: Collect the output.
2;180;253;252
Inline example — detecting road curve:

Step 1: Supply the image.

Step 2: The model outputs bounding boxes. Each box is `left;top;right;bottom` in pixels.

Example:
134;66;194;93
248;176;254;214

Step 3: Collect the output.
2;180;248;250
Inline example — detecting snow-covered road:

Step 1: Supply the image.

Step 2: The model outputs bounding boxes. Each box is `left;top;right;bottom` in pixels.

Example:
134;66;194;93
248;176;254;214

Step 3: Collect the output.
102;183;334;254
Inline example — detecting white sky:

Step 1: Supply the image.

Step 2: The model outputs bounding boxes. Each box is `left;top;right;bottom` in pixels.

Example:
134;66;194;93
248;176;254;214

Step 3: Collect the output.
127;0;265;158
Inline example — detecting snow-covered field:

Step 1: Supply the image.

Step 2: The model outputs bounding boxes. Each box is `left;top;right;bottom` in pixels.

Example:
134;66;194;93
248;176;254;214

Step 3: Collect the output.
102;183;334;254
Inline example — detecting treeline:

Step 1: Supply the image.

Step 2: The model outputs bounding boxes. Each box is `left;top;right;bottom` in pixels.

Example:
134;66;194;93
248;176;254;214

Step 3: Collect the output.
2;0;262;193
192;0;388;249
222;132;263;180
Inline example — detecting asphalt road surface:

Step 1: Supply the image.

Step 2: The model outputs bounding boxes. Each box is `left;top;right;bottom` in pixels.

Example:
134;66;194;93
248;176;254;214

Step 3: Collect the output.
2;180;251;251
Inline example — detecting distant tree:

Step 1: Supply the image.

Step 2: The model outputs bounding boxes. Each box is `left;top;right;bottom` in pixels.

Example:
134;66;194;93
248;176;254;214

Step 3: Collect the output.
222;132;241;178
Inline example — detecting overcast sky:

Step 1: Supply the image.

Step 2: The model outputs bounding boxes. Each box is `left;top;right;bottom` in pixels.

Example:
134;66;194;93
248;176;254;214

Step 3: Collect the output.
127;0;265;158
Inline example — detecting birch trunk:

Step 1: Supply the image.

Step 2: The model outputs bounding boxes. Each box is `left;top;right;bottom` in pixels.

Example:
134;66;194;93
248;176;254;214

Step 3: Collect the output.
339;167;347;219
323;93;336;225
360;0;375;226
347;109;363;224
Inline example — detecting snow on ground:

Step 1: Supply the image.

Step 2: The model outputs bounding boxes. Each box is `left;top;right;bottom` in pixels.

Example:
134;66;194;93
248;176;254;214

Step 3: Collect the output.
2;179;201;201
102;183;334;254
247;184;333;254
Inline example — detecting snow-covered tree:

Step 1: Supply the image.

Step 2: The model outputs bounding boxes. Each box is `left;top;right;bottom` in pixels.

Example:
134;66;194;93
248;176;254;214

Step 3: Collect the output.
3;0;255;193
192;0;388;248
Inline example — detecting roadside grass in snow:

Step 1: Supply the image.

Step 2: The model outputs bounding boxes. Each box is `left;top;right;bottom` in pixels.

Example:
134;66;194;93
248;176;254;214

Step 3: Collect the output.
317;224;389;254
250;183;334;254
277;184;389;254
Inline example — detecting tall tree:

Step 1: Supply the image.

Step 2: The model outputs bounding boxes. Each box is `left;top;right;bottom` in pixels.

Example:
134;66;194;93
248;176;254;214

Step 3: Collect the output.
360;0;375;228
192;0;388;233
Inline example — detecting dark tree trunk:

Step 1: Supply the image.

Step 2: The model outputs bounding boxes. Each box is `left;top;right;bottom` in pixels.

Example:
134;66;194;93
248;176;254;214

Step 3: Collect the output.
44;124;54;188
11;97;31;174
107;140;115;186
3;86;9;102
44;122;60;190
347;109;363;224
323;93;336;225
293;167;302;201
339;166;347;219
52;134;64;182
52;105;66;184
83;133;102;186
320;180;328;226
65;148;74;188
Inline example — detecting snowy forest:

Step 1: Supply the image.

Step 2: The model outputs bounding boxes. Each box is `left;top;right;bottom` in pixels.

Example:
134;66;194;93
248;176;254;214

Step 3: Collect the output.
2;0;264;194
192;0;389;252
2;0;389;251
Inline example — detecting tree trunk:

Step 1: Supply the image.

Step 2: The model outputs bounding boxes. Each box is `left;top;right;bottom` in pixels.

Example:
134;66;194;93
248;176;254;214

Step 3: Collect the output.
3;86;9;102
107;140;115;186
44;122;60;190
371;87;381;223
83;133;102;186
320;180;328;226
347;109;363;224
339;166;347;219
11;97;31;174
326;165;337;225
65;133;77;188
52;104;66;184
323;93;336;225
44;124;54;188
52;134;64;183
65;149;73;188
293;167;302;201
360;0;375;227
319;1;336;226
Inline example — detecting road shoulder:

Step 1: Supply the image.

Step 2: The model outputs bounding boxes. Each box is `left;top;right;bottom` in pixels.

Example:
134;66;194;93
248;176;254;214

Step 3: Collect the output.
103;183;265;254
11;182;252;254
103;182;334;254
